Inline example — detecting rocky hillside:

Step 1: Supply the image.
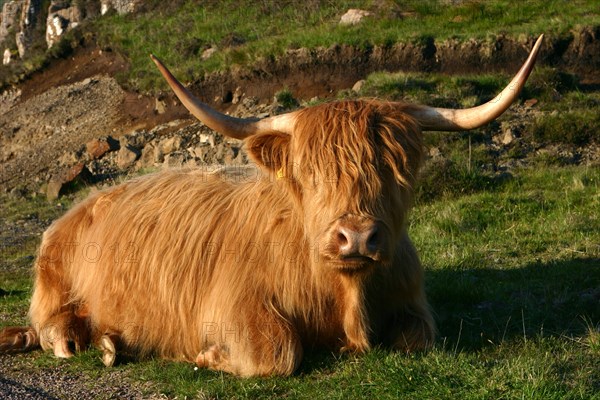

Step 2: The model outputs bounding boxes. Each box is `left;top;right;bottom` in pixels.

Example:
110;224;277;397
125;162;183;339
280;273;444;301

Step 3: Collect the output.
0;2;599;202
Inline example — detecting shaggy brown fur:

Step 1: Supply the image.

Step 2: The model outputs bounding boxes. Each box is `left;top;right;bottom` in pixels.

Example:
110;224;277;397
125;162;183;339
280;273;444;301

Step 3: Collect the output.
0;100;435;376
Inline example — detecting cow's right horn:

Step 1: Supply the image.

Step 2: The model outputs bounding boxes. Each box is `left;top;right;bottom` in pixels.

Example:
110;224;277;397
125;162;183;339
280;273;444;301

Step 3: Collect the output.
150;55;295;139
407;34;544;131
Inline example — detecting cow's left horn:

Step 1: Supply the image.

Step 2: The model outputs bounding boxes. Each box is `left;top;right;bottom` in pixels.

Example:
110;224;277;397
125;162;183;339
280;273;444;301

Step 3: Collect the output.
407;34;543;131
150;55;295;139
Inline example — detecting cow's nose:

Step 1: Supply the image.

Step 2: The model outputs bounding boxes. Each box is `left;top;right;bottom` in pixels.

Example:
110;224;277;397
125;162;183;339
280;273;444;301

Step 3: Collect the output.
335;222;382;258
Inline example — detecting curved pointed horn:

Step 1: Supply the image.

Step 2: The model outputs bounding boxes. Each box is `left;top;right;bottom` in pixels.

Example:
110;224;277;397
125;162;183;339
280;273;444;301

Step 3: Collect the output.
407;34;544;131
150;54;295;139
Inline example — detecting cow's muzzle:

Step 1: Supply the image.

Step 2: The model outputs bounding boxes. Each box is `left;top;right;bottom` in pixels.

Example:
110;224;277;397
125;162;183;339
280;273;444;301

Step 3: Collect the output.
325;216;388;271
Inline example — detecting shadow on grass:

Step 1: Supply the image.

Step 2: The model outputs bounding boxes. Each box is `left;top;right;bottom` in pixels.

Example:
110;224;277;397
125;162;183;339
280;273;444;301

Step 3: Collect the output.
291;257;599;375
0;289;28;297
427;257;600;351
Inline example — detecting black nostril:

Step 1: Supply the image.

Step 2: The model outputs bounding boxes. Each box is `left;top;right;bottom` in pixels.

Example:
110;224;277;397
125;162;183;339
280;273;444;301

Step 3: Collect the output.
337;231;348;246
366;227;380;250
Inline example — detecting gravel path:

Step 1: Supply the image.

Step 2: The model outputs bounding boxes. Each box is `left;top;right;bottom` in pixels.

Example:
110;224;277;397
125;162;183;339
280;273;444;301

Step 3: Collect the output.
0;355;158;399
0;376;58;400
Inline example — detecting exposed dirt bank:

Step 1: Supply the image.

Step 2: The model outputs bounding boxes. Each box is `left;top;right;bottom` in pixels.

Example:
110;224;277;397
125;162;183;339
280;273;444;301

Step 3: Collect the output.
195;28;600;104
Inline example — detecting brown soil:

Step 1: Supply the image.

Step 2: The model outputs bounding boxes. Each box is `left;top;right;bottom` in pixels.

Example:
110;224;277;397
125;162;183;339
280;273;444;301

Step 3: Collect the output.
17;46;189;129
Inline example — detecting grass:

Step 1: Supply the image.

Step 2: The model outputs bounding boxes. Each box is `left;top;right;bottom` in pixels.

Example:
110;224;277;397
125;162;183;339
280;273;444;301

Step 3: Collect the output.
1;166;598;398
413;167;600;357
356;64;598;113
0;195;70;272
275;88;299;109
528;110;600;145
353;70;508;107
414;166;600;266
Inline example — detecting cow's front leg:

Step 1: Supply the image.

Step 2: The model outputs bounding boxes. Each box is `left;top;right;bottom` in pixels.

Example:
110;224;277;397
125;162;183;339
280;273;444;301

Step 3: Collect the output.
38;311;91;358
385;300;435;352
380;235;435;352
195;306;302;377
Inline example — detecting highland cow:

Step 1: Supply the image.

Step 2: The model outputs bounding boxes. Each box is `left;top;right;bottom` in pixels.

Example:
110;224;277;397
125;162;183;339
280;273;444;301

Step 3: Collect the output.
0;35;543;376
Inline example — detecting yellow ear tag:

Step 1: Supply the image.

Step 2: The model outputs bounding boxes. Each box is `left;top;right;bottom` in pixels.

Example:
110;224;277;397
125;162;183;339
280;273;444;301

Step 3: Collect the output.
276;168;284;180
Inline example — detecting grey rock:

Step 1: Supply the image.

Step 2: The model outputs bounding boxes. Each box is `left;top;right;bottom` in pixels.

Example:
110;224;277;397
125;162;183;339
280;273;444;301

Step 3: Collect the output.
352;79;366;93
116;145;140;169
46;163;93;200
201;47;217;60
0;1;23;45
339;9;372;25
155;98;166;114
232;86;243;104
159;136;183;154
138;143;156;168
198;133;215;146
163;152;186;168
46;2;84;49
429;147;442;158
100;0;143;15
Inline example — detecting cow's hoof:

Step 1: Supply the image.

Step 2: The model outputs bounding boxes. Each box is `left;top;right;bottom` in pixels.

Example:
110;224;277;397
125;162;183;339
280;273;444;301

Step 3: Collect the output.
195;344;227;369
53;339;74;359
99;334;116;367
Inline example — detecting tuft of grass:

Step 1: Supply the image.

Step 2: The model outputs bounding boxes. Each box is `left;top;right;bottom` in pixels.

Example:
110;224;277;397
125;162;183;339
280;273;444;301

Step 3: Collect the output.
527;110;600;145
416;156;501;203
522;66;580;102
275;88;299;109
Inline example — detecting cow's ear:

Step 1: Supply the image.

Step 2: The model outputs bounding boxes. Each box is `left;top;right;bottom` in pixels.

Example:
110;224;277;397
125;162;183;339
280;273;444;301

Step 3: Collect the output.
245;132;291;173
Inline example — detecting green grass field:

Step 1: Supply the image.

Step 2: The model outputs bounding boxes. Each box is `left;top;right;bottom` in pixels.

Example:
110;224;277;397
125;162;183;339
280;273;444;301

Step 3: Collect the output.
1;166;598;399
